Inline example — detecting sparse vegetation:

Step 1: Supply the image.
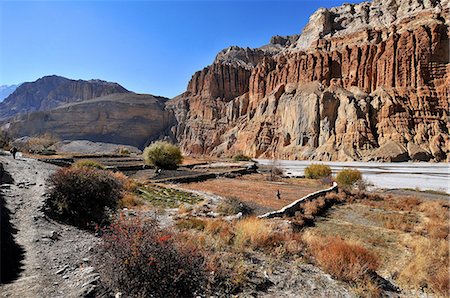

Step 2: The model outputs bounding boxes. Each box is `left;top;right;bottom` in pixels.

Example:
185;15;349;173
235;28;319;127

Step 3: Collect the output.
267;159;283;181
216;197;253;216
234;217;273;250
118;193;144;209
72;159;106;170
233;153;251;162
94;215;207;297
176;218;206;231
16;133;59;154
0;130;12;150
398;237;449;296
137;185;202;208
44;167;123;228
117;147;131;156
304;164;332;179
335;169;362;189
143;141;183;170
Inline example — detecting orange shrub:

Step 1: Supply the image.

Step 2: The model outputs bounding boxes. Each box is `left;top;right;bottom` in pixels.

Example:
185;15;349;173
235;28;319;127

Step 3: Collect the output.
94;215;207;297
307;235;379;282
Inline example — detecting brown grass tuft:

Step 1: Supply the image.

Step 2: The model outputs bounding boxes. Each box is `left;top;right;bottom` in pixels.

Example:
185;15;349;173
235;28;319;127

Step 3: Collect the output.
234;217;273;250
306;235;379;282
111;171;139;192
119;193;144;209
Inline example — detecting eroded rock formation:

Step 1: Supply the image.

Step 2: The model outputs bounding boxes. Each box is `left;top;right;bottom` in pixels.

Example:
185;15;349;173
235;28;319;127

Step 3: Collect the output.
169;0;450;161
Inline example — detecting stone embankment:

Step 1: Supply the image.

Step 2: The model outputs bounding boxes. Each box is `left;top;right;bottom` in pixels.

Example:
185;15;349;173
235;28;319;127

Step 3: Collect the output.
258;182;338;218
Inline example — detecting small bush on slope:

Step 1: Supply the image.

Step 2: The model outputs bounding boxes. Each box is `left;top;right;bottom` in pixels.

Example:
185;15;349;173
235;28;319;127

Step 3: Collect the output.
44;167;123;229
143;141;183;170
94;215;207;297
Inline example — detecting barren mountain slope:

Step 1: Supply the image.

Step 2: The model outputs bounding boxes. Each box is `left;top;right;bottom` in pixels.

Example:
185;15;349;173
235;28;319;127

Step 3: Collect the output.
169;0;450;161
3;93;175;149
0;75;129;121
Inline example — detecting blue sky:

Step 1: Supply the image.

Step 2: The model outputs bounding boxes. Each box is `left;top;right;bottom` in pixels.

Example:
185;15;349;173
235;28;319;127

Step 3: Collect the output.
1;0;350;98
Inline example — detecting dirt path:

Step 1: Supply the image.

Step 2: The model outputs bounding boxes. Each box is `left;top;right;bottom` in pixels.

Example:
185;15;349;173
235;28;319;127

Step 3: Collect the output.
0;155;100;298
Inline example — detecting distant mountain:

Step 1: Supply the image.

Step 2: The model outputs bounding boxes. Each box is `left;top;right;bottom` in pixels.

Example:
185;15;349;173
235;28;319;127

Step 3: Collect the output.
0;84;19;102
0;75;129;120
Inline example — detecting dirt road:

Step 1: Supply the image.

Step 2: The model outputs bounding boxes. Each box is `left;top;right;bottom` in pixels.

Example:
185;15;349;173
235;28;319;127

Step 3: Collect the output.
0;155;100;298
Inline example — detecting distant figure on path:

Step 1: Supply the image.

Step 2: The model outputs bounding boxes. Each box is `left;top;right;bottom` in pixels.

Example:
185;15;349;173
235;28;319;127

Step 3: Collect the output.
276;190;281;200
10;147;18;160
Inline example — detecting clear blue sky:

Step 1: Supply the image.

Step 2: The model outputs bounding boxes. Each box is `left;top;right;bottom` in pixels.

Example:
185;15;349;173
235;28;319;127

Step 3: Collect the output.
0;0;350;98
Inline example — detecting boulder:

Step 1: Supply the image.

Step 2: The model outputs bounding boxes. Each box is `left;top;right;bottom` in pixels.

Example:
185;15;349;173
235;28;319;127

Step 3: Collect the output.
372;141;409;162
407;142;431;161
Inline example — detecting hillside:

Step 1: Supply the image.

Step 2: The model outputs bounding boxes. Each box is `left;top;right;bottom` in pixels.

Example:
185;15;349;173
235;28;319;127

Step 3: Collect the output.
0;75;129;120
168;0;450;162
4;93;174;148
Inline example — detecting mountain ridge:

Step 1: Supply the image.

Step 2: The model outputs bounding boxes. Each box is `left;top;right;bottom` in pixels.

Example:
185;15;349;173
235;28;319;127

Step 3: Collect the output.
0;75;129;120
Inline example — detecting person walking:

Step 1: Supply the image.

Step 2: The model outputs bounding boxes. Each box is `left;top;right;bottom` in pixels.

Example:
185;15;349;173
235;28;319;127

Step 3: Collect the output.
276;189;281;200
10;147;18;159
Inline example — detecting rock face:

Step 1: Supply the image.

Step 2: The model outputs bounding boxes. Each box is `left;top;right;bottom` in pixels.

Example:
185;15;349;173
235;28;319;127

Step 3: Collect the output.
4;93;174;148
0;75;129;120
169;0;450;161
0;84;19;102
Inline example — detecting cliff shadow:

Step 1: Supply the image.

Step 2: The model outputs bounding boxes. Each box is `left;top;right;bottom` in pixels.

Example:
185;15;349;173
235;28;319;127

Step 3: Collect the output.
0;164;25;284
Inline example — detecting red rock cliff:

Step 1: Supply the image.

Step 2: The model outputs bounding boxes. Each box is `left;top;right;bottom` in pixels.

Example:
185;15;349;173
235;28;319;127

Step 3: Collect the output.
168;0;450;161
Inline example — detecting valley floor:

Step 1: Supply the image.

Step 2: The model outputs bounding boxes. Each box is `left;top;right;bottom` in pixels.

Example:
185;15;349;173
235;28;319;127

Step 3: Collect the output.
1;154;448;297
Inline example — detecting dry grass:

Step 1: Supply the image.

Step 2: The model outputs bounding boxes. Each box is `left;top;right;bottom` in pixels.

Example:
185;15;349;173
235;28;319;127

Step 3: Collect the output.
234;217;273;250
72;159;106;170
368;212;420;233
305;235;379;283
176;218;206;231
119;193;144;208
173;216;305;294
418;200;449;240
301;191;347;217
398;237;449;296
303;190;449;297
19;133;60;153
359;194;449;240
216;197;253;216
111;171;140;192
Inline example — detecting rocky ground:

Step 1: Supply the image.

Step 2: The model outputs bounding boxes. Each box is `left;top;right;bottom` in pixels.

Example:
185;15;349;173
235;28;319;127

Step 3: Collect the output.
0;154;101;298
0;154;358;297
